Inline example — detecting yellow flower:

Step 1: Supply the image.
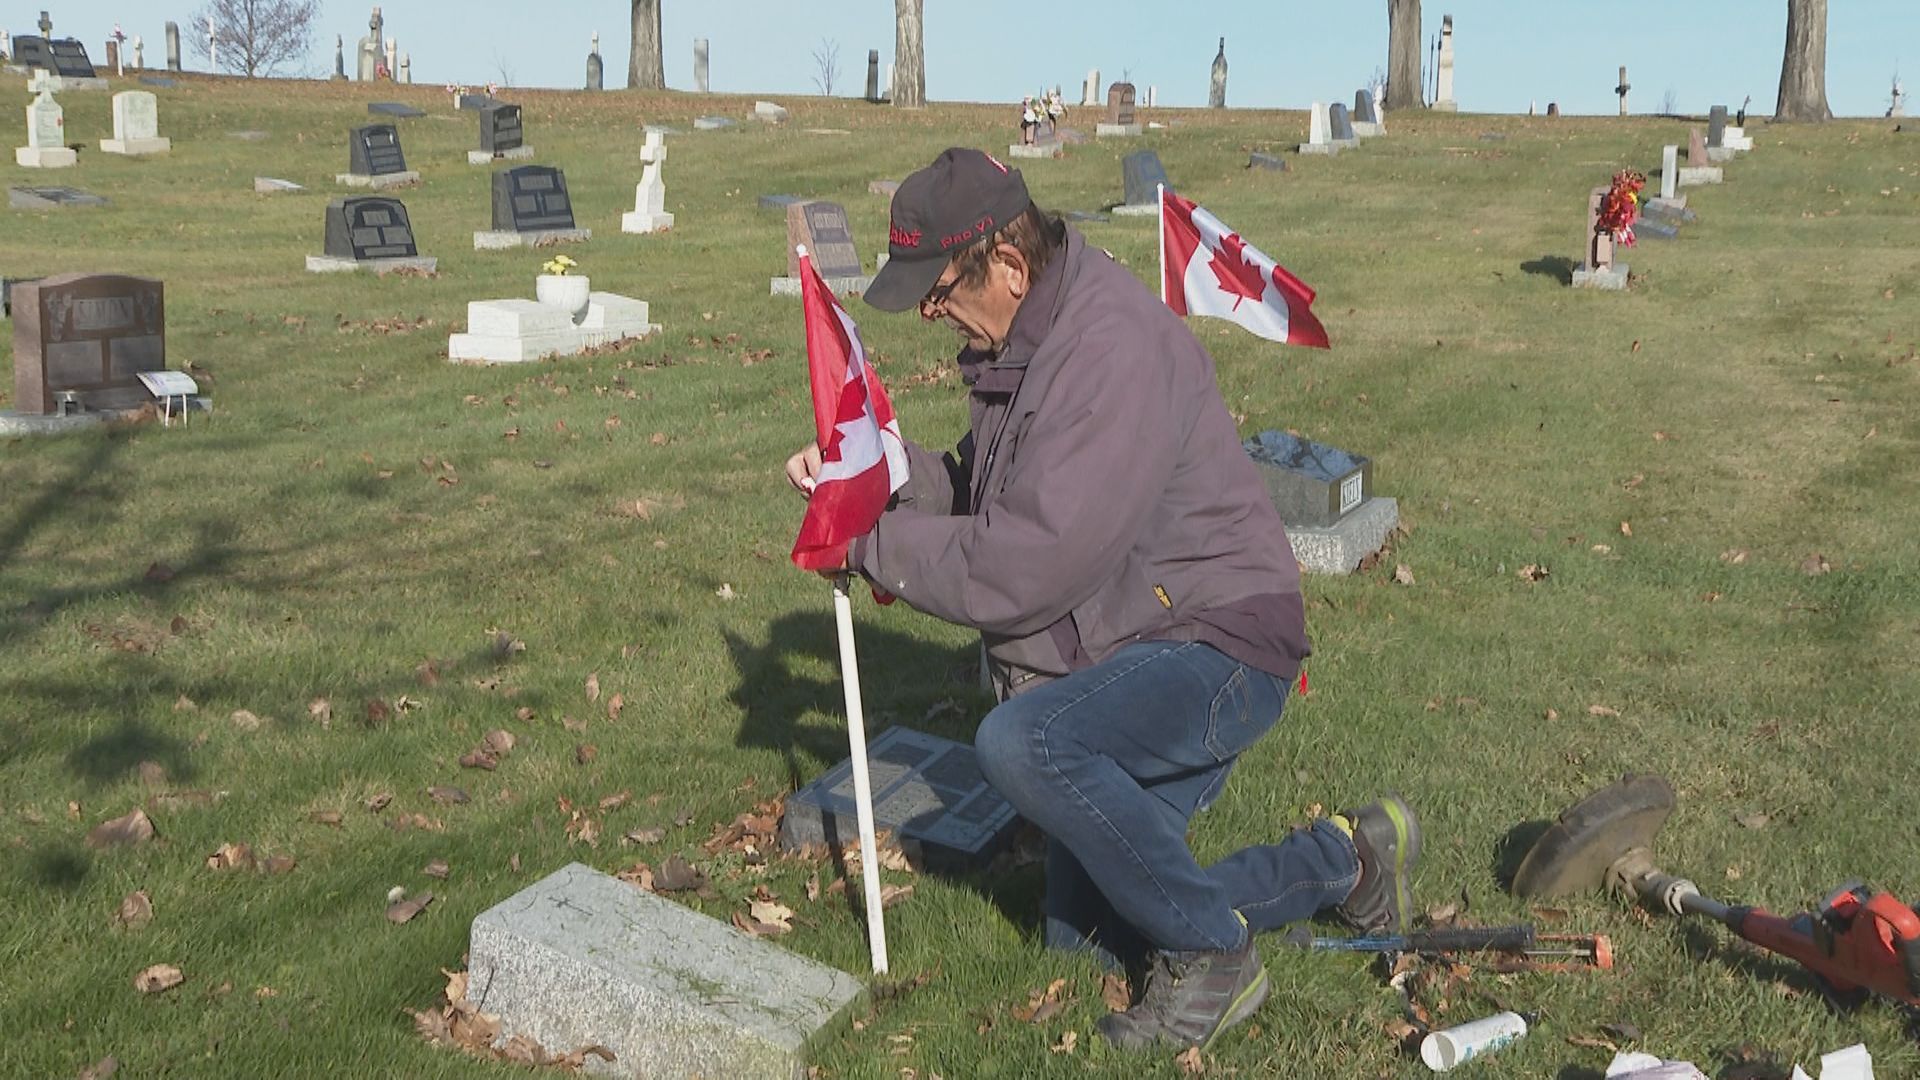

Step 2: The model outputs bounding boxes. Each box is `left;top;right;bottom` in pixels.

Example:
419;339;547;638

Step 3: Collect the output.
542;255;578;276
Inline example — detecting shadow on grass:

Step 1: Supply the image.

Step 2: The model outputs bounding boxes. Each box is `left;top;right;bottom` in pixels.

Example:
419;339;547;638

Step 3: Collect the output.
1492;817;1552;891
1521;255;1576;285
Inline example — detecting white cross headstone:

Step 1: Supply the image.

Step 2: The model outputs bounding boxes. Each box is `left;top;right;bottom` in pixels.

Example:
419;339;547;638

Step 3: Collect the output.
27;91;64;150
640;130;666;163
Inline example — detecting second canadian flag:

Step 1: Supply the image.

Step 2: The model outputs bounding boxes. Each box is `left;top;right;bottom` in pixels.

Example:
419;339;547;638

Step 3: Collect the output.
1159;187;1330;350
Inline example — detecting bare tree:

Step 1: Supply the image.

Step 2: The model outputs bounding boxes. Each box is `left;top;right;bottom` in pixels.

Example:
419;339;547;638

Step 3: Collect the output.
189;0;317;77
811;38;840;96
1385;0;1421;110
1659;87;1678;115
628;0;664;90
893;0;925;108
1774;0;1832;121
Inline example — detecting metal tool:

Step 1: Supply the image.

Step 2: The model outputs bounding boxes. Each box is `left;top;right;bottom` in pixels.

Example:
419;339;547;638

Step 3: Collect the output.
1286;924;1613;967
1513;773;1920;1007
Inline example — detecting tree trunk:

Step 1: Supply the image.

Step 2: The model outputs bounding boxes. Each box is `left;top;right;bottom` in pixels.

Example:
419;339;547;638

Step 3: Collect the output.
893;0;925;109
627;0;663;90
1773;0;1832;121
1385;0;1422;111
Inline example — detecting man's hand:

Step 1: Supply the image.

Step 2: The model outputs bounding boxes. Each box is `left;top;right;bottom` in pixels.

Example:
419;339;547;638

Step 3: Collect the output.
785;442;823;498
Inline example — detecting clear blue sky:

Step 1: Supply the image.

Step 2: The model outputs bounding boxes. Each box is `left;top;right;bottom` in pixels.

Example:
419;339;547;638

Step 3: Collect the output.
16;1;1916;116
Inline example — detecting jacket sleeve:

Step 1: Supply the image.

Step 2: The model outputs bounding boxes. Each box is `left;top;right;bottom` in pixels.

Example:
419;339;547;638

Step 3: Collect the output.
856;332;1176;635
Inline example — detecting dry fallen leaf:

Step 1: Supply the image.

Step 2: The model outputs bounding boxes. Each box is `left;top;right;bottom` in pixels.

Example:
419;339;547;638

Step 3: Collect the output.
364;792;393;813
115;890;154;929
483;730;516;755
715;583;738;601
78;1056;119;1080
428;786;470;805
606;694;625;721
1175;1045;1207;1075
585;672;601;704
749;898;795;932
1050;1030;1077;1054
1735;811;1771;830
133;963;184;993
1720;548;1750;565
423;858;451;879
623;826;664;845
1517;563;1549;583
1800;553;1832;576
86;809;156;848
1587;704;1620;717
1101;972;1131;1012
387;892;435;924
655;854;706;893
575;743;598;765
230;709;264;731
1393;564;1415;586
206;842;256;871
1619;521;1633;537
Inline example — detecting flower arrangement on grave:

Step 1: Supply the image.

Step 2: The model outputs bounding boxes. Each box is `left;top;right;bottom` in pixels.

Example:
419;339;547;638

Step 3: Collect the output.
1595;170;1646;247
535;255;590;321
542;255;578;276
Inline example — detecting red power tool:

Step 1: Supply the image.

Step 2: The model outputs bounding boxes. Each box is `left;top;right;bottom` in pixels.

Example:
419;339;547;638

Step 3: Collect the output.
1512;774;1920;1007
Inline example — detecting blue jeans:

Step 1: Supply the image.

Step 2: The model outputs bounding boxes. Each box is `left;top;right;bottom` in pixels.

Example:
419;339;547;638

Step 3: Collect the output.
975;640;1359;963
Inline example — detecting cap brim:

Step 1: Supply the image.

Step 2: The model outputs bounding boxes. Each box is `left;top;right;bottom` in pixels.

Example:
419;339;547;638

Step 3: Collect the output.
862;254;948;313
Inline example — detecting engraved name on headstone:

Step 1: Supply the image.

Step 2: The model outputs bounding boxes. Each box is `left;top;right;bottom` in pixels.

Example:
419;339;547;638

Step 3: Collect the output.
12;273;165;415
323;196;420;260
491;166;576;232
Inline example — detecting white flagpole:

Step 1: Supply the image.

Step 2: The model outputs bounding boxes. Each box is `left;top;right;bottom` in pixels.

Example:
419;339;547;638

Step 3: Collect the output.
1156;182;1167;306
832;572;890;974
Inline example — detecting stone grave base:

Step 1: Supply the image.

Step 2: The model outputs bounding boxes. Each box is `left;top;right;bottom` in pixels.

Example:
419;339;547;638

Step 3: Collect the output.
1248;153;1290;171
1297;143;1339;156
1676;166;1722;187
0;396;212;437
1706;147;1737;164
693;116;736;130
15;147;78;168
100;136;171;156
305;254;439;274
1095;123;1143;137
1431;100;1458;112
473;228;592;250
1335;138;1361;150
1352;121;1385;138
1110;202;1157;218
620;210;674;234
770;275;872;297
448;293;657;363
254;177;304;194
1572;261;1629;290
468;145;535;165
1635;218;1680;241
1646;194;1687;211
1641;199;1696;225
335;170;421;189
1005;143;1062;159
468;863;865;1080
779;726;1019;872
457;94;502;110
868;179;900;198
1289;497;1399;576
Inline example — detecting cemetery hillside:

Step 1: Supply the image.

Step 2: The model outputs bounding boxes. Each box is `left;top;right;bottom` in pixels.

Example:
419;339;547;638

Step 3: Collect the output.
4;65;1920;1080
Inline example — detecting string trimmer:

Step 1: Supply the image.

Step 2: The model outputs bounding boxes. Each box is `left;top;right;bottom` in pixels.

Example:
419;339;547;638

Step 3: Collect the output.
1513;774;1920;1008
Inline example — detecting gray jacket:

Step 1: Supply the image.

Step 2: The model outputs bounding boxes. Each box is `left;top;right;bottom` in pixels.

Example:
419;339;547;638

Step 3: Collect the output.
856;226;1308;696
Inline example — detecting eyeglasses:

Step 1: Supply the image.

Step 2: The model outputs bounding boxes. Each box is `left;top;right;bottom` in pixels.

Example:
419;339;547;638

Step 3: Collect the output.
919;274;960;316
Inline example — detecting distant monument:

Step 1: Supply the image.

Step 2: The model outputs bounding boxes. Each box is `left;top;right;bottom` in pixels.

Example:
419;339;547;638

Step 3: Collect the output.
586;32;603;91
1615;65;1630;116
1208;38;1227;108
1432;15;1457;111
357;6;383;82
1891;75;1907;119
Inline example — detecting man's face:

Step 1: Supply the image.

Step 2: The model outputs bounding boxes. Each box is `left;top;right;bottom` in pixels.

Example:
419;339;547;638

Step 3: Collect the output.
920;247;1025;353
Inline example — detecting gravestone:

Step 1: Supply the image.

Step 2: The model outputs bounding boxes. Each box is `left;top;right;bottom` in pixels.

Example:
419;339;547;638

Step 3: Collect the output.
1616;65;1630;116
10;273;166;415
754;100;789;123
1720;124;1753;152
338;124;419;188
694;37;709;93
333;34;345;79
1572;186;1628;290
772;200;871;296
1298;101;1337;155
9;185;107;209
457;93;501;111
585;32;603;91
165;21;180;72
100;91;170;156
11;36;98;80
1081;69;1100;108
104;39;118;75
868;179;899;199
1328;102;1359;147
306;196;436;273
1433;14;1457;111
1546;102;1560;118
1656;144;1680;204
693;115;735;131
1678;128;1722;186
469;103;533;164
1707;105;1728;148
1352;88;1384;137
757;193;801;212
16;90;75;169
475;166;591;249
449;271;658;363
357;6;383;82
780;727;1020;871
1209;37;1227;108
254;177;304;193
1096;82;1140;137
1247;152;1290;172
1245;430;1399;574
139;76;176;88
621;161;673;234
467;864;864;1080
641;130;667;163
864;49;879;101
1113;149;1169;216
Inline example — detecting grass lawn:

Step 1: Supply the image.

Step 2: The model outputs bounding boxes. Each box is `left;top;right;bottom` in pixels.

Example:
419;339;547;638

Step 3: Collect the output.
3;75;1918;1079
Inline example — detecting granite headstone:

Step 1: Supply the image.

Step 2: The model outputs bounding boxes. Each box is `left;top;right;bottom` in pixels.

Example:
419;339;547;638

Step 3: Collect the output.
323;196;420;260
478;103;522;155
1244;430;1372;528
785;200;861;279
491;166;576;232
349;123;408;175
1120;149;1170;209
11;273;165;415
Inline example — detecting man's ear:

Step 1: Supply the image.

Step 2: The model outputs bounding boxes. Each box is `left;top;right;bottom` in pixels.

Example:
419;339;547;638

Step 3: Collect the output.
994;242;1030;299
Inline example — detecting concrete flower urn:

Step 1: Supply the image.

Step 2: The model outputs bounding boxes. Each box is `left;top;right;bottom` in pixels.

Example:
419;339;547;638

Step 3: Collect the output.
535;274;591;324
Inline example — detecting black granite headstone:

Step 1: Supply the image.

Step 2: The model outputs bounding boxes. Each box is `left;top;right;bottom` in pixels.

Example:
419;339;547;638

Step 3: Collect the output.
1121;149;1170;207
1244;430;1373;528
348;124;408;176
1329;102;1357;143
478;104;523;154
490;166;575;232
11;36;96;78
778;726;1019;871
323;196;420;260
1707;105;1728;148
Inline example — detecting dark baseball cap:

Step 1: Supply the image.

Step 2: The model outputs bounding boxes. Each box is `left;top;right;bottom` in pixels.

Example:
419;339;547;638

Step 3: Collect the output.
864;148;1034;313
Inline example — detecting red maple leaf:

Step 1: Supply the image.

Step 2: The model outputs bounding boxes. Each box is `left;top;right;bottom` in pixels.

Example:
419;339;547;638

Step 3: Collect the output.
1207;232;1267;311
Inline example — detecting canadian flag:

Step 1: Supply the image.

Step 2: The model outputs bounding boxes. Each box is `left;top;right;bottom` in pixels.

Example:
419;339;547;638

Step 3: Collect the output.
1160;189;1330;349
791;248;910;571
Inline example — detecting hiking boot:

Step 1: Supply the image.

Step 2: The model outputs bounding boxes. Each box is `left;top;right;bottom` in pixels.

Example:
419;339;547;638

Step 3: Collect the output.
1095;926;1269;1051
1333;794;1421;934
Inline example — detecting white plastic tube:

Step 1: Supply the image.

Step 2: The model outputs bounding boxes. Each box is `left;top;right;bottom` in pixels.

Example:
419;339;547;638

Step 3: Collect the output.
1421;1011;1528;1071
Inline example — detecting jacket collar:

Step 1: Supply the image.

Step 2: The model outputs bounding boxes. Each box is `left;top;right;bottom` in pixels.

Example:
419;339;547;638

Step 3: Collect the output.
960;226;1083;396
